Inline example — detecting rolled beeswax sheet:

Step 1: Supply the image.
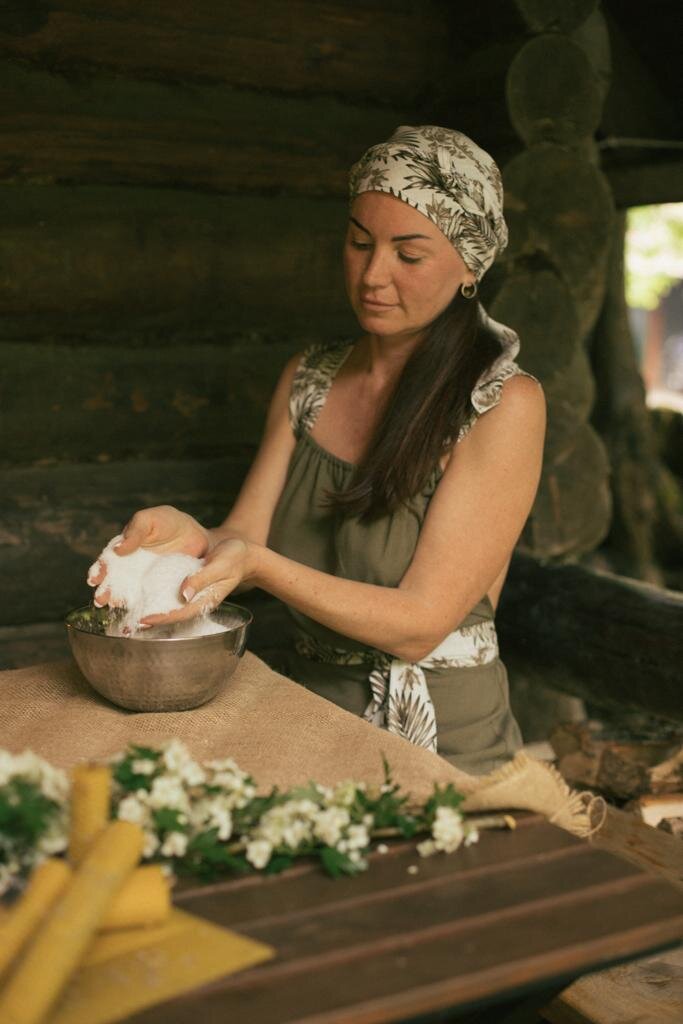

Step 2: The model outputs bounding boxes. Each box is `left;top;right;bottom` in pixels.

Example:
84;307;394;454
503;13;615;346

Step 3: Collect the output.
99;865;170;932
0;821;143;1024
47;908;274;1024
0;860;72;981
68;763;111;865
0;655;596;834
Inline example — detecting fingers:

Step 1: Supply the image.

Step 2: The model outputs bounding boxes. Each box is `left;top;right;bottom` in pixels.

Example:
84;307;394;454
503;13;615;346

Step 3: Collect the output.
87;559;105;587
114;518;150;556
140;582;227;627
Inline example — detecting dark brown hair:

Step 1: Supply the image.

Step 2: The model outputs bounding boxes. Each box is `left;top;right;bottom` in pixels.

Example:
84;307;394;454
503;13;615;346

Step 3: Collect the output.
330;293;503;520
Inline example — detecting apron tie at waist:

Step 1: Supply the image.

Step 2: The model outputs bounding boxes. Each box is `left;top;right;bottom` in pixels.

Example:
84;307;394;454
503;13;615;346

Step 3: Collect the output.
294;619;499;754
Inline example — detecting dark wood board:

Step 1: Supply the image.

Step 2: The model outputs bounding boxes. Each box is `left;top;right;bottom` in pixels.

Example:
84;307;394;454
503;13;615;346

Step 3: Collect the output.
119;818;683;1024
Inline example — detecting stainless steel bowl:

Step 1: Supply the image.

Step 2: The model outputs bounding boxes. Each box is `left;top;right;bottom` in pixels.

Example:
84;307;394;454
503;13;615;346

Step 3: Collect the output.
65;602;252;712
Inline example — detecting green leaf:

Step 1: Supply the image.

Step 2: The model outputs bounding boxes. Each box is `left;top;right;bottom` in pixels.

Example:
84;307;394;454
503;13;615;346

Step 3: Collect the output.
128;745;162;761
319;846;362;878
0;780;61;850
264;854;294;875
424;783;465;819
152;807;186;834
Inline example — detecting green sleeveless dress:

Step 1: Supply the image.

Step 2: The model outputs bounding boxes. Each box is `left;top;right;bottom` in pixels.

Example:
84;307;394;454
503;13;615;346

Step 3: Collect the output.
268;330;537;775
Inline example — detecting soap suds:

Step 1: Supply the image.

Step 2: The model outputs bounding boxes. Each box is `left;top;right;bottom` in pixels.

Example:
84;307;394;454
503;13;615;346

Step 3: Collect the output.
90;535;227;638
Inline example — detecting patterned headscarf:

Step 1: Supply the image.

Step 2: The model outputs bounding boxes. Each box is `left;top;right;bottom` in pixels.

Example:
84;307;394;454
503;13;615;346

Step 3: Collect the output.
349;125;508;281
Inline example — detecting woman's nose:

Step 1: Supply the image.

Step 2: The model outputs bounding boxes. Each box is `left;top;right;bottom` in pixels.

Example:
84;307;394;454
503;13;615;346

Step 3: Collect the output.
361;248;391;289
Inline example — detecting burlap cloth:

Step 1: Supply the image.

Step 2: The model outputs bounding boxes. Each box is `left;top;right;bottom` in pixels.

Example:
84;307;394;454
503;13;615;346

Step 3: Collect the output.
0;653;600;836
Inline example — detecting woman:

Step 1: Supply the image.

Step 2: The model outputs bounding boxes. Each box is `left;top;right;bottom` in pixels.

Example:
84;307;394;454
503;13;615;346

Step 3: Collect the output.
89;126;545;774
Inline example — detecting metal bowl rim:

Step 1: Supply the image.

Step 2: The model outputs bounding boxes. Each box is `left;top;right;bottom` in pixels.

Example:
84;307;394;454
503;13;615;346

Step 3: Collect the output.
65;601;253;643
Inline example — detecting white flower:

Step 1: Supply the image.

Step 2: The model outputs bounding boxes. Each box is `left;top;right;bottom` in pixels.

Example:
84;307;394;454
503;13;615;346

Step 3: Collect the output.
344;824;369;851
0;750;15;787
143;830;160;858
161;739;192;774
432;806;464;853
313;807;350;847
417;839;437;858
117;794;150;826
37;817;68;856
246;839;272;870
376;843;389;855
464;827;479;847
161;831;189;858
331;780;358;807
147;775;190;812
132;759;156;776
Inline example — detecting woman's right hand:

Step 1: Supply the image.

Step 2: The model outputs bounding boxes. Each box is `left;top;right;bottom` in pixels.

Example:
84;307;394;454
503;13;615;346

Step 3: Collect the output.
86;506;209;604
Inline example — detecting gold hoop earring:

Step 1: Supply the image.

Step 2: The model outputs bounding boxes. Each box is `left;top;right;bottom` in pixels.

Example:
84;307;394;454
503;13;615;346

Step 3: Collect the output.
461;281;477;299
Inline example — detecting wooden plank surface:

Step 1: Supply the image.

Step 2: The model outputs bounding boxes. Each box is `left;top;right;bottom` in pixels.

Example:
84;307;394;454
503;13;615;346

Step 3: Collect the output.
121;820;683;1024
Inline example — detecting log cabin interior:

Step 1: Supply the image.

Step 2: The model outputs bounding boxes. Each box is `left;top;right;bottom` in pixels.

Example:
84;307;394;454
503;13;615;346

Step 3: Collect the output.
2;0;680;723
1;3;682;1021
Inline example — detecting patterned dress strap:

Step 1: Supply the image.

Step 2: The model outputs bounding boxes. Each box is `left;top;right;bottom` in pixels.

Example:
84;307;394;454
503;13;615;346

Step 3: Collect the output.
288;342;354;438
454;309;541;444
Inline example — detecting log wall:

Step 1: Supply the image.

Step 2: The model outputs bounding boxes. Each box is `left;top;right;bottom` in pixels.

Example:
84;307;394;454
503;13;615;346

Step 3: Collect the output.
1;0;462;627
2;0;677;691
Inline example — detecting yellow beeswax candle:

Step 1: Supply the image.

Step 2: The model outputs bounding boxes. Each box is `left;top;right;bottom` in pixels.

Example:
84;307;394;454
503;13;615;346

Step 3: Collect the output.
99;864;170;932
0;820;143;1024
0;860;72;980
68;763;111;865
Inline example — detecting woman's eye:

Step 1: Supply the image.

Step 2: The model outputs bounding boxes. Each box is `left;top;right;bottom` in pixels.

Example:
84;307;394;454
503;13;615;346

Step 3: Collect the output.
350;240;372;250
399;253;422;264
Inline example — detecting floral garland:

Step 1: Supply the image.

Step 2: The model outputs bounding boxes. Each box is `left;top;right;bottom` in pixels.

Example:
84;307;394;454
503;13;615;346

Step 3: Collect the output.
0;740;488;895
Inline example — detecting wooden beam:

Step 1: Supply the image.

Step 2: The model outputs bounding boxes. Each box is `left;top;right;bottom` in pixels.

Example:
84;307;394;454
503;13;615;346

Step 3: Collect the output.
497;554;683;722
605;158;683;208
0;186;356;340
1;340;294;462
0;59;404;196
0;0;456;110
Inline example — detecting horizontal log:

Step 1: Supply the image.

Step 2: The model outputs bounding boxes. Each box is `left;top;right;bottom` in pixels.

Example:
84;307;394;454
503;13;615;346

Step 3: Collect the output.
0;1;454;111
513;0;597;33
0;186;356;339
0;59;401;195
0;457;248;626
506;34;602;146
0;341;297;463
605;158;683;209
497;553;683;722
503;144;614;339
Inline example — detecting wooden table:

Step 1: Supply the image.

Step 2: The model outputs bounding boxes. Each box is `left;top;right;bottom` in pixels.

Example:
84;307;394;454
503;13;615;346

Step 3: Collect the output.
121;814;683;1024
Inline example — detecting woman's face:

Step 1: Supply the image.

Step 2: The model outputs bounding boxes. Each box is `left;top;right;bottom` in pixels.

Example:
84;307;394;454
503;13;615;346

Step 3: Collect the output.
343;191;475;342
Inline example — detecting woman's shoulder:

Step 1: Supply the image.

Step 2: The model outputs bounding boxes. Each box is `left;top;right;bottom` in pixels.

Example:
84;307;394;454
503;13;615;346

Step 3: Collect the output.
458;312;544;443
289;340;354;436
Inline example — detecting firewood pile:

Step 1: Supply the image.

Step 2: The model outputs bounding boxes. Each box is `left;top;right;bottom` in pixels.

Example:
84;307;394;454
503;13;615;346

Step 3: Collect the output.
549;720;683;835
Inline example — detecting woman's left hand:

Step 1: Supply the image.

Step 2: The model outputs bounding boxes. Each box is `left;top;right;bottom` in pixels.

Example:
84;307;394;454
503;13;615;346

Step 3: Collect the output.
139;538;257;626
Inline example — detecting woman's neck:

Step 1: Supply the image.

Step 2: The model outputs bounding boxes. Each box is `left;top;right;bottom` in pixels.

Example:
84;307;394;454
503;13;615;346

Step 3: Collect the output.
355;330;423;389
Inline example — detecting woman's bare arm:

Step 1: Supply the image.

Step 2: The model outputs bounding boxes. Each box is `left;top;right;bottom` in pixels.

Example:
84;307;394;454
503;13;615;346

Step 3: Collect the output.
150;374;546;659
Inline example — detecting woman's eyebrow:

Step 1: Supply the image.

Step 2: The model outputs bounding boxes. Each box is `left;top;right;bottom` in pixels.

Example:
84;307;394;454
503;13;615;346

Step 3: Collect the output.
349;216;432;242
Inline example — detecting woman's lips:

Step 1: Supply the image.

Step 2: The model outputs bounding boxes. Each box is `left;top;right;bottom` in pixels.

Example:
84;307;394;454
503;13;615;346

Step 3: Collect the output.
360;297;396;309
